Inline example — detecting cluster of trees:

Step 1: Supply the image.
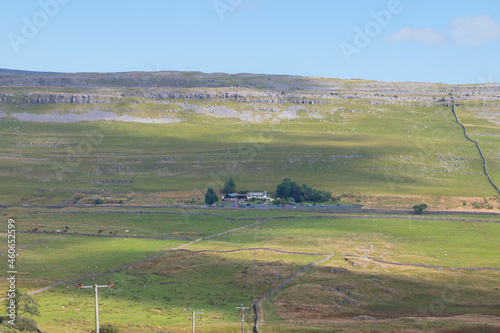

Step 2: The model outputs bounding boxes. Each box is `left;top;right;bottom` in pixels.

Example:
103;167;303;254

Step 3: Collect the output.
275;178;332;203
205;176;332;204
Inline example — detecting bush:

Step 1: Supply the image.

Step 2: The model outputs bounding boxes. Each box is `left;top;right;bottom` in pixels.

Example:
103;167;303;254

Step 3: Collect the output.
412;203;428;215
95;198;104;205
74;193;85;201
91;322;120;333
14;317;38;332
0;322;20;333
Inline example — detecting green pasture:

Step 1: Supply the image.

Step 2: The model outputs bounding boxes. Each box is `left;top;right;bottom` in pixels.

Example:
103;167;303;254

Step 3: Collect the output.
1;210;499;332
454;103;500;188
7;212;249;238
1;89;499;332
30;251;323;332
0;98;498;206
186;216;500;268
0;236;186;288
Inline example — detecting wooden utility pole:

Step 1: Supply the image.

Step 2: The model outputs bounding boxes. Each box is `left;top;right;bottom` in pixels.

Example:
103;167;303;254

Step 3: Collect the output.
235;305;249;333
78;283;114;333
191;310;203;333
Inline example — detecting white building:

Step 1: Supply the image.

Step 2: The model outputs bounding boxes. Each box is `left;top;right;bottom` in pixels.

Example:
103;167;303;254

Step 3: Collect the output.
247;191;268;200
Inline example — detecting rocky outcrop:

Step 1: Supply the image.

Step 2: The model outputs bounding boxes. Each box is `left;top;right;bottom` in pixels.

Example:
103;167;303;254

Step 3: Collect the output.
0;93;14;103
22;93;114;104
0;70;498;108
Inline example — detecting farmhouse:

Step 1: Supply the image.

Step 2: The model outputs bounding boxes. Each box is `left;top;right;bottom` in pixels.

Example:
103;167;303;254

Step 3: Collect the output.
247;191;268;199
222;193;248;202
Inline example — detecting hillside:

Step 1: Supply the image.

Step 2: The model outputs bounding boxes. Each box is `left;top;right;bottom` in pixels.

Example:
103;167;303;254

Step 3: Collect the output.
1;70;499;332
0;70;499;209
0;68;61;76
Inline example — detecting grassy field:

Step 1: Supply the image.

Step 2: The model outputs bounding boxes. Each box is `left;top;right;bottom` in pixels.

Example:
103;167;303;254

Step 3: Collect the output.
186;216;500;268
454;102;500;192
1;79;499;332
0;96;498;207
6;212;248;238
1;210;499;332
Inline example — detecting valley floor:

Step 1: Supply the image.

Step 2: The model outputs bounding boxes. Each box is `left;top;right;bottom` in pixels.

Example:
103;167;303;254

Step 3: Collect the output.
1;204;499;332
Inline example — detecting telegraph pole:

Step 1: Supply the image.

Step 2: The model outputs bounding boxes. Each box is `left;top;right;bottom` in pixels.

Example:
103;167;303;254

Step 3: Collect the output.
253;224;258;300
78;283;114;333
235;305;249;333
191;310;203;333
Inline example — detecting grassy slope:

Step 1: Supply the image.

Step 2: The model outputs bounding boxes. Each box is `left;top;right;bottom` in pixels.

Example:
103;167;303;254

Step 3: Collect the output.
454;102;500;190
0;99;497;205
1;211;498;332
1;78;499;332
9;212;248;238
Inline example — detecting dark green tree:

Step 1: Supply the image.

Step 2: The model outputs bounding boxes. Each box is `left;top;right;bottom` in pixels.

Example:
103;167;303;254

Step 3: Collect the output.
223;176;236;194
276;178;293;199
276;178;303;202
276;179;331;203
413;203;428;215
204;188;219;205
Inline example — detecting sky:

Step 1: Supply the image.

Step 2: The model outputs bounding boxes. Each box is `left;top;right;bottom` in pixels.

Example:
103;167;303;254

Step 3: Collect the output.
1;0;500;84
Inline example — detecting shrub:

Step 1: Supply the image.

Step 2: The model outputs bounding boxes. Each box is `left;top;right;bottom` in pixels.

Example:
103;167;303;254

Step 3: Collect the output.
91;322;120;333
412;203;428;215
74;193;85;201
0;322;20;333
15;317;38;332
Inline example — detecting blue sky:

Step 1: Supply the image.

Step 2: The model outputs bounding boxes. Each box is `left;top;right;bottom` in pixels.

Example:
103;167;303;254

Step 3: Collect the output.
1;0;500;84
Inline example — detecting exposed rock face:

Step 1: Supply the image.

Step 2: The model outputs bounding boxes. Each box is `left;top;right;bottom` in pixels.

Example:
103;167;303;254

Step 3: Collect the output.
22;94;114;104
0;70;498;107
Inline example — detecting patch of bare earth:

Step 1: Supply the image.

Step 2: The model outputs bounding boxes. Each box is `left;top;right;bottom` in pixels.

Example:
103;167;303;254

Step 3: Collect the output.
348;194;500;212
